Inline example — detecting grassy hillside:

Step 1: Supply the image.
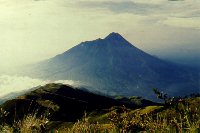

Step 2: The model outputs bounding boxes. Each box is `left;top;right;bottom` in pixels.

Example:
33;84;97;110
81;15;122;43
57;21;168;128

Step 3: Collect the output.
0;83;199;132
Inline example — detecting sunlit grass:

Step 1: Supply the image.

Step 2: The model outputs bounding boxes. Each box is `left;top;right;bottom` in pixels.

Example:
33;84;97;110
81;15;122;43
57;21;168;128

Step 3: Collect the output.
0;110;49;133
0;97;199;132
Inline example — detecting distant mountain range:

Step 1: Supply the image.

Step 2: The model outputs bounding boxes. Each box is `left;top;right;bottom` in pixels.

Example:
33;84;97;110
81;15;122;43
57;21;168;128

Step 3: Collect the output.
22;32;199;100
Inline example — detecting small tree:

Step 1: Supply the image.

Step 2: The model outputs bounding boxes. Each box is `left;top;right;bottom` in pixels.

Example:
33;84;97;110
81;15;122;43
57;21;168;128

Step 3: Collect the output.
153;88;168;103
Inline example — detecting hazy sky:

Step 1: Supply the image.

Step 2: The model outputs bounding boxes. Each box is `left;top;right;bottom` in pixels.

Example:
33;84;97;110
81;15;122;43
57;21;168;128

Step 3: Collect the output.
0;0;200;71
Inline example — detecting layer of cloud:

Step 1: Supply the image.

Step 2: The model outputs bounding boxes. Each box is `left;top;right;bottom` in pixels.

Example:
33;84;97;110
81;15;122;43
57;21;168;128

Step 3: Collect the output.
77;1;158;15
0;75;82;98
77;0;200;29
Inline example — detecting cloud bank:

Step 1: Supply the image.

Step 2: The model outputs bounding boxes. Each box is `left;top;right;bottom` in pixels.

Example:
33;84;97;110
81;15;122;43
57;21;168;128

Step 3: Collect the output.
77;0;200;29
0;75;82;99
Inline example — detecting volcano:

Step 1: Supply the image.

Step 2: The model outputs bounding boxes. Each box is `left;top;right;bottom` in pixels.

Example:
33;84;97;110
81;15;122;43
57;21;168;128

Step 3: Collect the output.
24;32;199;100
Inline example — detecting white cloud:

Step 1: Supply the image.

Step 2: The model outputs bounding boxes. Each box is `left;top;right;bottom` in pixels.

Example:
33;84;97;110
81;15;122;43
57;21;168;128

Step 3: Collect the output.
0;75;83;98
76;0;200;27
0;75;47;97
160;17;200;29
132;0;164;4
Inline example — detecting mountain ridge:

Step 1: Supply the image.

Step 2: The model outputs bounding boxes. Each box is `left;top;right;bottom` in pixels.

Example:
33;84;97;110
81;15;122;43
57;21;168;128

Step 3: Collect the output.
0;83;157;124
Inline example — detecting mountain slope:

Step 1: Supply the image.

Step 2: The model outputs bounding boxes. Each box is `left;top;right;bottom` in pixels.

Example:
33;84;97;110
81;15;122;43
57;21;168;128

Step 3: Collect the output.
23;32;199;100
0;84;199;132
0;83;156;124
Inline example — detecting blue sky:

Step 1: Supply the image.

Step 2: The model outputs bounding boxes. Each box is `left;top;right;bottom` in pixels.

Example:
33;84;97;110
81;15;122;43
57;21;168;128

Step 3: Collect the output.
0;0;199;71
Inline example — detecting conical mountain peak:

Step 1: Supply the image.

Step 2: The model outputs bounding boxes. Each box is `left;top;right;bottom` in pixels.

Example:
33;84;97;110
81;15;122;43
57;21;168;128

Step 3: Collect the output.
26;33;199;101
104;32;126;41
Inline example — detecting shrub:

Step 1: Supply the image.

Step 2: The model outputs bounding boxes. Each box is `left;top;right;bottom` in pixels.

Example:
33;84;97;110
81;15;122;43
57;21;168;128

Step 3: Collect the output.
0;110;49;133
